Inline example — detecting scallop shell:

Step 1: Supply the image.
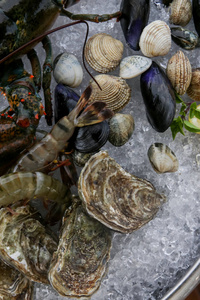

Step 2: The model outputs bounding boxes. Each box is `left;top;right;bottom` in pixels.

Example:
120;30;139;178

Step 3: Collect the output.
119;55;152;79
166;50;192;95
78;151;166;233
53;52;83;87
85;33;124;73
89;74;131;112
187;68;200;101
108;113;135;146
139;20;171;57
170;0;192;27
148;143;179;173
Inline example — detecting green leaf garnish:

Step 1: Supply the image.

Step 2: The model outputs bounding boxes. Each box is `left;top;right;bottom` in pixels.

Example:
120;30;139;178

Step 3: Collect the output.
170;117;185;140
184;120;200;133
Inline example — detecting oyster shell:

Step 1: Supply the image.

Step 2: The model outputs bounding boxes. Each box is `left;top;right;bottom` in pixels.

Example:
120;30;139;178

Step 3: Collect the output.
148;143;179;173
84;33;123;73
119;55;152;79
170;0;192;26
166;50;192;95
187;68;200;101
89;74;131;112
78;151;166;233
139;20;171;57
48;199;112;297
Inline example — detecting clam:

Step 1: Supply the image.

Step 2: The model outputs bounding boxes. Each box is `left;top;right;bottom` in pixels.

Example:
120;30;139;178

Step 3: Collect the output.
108;113;135;147
85;33;123;73
48;199;112;297
89;74;131;112
166;50;192;95
119;55;152;79
53;52;83;87
171;27;199;50
148;143;179;173
169;0;192;27
78;151;166;233
139;20;171;57
187;68;200;101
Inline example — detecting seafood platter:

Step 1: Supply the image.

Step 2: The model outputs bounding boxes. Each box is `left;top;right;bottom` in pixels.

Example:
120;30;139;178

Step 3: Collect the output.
0;0;200;299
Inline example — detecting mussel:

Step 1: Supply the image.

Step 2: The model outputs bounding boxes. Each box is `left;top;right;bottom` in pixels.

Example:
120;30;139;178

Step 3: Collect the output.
171;26;199;50
140;61;176;132
153;0;173;6
120;0;150;51
192;0;200;37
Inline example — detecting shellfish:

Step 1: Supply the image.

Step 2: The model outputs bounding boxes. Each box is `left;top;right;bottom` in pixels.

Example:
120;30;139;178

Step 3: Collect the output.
139;20;171;57
119;55;152;79
166;50;192;95
72;150;98;167
53;52;83;88
108;113;135;146
169;0;192;27
84;33;123;73
192;0;200;37
148;143;179;173
187;68;200;101
48;198;112;297
78;151;166;233
89;74;131;112
170;27;199;50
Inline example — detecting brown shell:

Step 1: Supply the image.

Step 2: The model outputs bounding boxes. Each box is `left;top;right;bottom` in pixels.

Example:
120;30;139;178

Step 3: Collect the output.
187;68;200;101
166;50;192;95
170;0;192;27
89;74;131;112
85;33;124;73
78;151;166;233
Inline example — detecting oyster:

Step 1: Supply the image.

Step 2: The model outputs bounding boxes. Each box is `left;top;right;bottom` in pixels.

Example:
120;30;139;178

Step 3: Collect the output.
169;0;192;27
119;55;152;79
89;74;131;112
78;151;166;233
84;33;123;73
148;143;179;173
187;68;200;101
48;199;112;297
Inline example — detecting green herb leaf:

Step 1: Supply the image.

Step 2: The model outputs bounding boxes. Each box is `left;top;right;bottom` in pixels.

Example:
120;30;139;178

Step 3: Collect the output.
180;102;187;117
184;120;200;133
194;108;200;119
170;117;185;140
174;91;184;104
189;102;197;119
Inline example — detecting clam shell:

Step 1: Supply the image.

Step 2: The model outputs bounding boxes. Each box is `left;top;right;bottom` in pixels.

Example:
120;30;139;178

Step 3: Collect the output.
148;143;179;173
89;74;131;112
85;33;123;73
53;52;83;87
119;55;152;79
166;50;192;95
108;113;135;146
170;0;192;27
139;20;171;57
78;151;166;233
187;68;200;101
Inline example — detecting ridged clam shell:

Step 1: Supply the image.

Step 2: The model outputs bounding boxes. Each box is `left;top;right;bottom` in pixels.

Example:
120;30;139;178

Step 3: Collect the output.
119;55;152;79
148;143;179;173
85;33;123;73
139;20;171;57
187;68;200;101
108;113;135;146
89;75;131;112
78;151;166;233
170;0;192;27
53;52;83;87
166;50;192;95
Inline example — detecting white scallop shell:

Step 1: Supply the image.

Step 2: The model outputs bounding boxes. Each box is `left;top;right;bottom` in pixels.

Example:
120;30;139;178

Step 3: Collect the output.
139;20;171;57
119;56;152;79
53;52;83;88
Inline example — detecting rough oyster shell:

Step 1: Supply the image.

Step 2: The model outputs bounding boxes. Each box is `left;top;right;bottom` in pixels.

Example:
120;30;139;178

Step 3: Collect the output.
148;143;179;173
89;74;131;112
187;68;200;101
85;33;123;73
170;0;192;27
48;199;112;297
119;55;152;79
139;20;171;57
166;50;192;95
78;151;166;233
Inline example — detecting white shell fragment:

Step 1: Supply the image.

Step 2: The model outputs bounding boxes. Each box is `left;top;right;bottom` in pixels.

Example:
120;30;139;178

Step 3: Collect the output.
119;56;152;79
53;52;83;87
148;143;179;174
139;20;171;57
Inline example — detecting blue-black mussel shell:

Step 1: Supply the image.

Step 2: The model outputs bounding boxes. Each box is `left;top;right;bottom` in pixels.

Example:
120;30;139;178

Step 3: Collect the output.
140;61;176;133
193;0;200;37
120;0;150;51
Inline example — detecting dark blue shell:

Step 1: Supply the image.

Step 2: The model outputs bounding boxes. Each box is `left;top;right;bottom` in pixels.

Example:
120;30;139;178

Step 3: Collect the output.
193;0;200;37
140;61;176;133
120;0;150;51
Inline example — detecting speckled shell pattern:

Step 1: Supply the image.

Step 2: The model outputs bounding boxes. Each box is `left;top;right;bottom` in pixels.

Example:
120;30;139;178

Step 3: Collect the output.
139;20;171;57
169;0;192;27
166;50;192;95
85;33;124;73
148;143;179;174
187;68;200;101
119;55;152;79
78;151;166;233
89;75;131;112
